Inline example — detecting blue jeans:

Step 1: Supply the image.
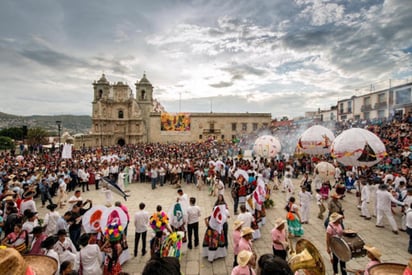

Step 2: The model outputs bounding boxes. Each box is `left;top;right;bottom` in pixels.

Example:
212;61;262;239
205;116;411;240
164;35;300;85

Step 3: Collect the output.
151;177;157;189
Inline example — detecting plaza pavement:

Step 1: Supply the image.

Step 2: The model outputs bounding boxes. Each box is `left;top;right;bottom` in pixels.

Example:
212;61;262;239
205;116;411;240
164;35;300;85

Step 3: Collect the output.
35;177;411;274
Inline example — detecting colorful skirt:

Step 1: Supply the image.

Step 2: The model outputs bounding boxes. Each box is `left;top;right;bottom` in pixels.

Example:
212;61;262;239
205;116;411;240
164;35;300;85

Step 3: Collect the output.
202;227;227;262
287;213;304;237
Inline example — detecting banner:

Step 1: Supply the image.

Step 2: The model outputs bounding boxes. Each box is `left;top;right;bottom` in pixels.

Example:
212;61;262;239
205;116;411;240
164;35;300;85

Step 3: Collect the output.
160;112;191;131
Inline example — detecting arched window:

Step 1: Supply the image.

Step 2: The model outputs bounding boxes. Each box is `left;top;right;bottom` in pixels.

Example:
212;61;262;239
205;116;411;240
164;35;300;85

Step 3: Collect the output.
118;110;124;119
141;90;146;100
98;89;103;99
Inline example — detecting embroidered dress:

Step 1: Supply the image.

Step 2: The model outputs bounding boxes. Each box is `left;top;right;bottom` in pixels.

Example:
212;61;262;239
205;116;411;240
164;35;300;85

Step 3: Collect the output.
286;203;304;237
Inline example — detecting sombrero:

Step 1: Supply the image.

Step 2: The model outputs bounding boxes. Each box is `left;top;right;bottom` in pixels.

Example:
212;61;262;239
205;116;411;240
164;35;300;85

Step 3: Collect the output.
22;190;37;199
0;246;58;275
24;255;58;275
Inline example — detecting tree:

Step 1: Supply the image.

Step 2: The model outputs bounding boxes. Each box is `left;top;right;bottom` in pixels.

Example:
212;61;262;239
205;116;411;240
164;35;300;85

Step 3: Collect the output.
0;127;23;140
0;136;15;151
27;127;48;146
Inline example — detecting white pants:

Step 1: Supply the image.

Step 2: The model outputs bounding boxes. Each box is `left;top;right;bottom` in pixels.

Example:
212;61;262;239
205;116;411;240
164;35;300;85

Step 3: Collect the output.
361;200;370;218
301;203;310;222
376;208;398;231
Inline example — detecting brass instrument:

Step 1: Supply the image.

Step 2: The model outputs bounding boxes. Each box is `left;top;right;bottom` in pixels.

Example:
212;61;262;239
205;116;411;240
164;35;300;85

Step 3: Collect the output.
288;239;325;275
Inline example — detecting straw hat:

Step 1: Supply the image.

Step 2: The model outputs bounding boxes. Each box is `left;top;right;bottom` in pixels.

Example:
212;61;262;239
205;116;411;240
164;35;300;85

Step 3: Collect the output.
364;245;382;260
3;195;14;201
329;212;343;223
237;250;253;267
24;255;58;275
0;246;29;275
241;227;255;237
274;218;286;229
234;220;244;230
0;246;58;275
3;190;16;196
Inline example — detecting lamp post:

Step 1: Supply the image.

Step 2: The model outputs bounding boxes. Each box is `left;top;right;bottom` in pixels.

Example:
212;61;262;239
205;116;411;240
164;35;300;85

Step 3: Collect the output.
56;120;62;151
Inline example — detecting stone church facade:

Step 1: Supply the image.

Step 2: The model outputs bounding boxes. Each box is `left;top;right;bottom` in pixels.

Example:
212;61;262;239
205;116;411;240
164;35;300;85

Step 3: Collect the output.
75;74;271;147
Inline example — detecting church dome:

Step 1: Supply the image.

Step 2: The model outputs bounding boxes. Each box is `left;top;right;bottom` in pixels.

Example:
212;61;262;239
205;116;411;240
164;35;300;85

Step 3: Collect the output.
97;73;109;84
139;73;151;85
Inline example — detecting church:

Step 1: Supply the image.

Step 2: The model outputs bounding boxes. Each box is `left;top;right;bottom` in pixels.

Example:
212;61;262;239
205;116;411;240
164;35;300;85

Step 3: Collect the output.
75;74;272;147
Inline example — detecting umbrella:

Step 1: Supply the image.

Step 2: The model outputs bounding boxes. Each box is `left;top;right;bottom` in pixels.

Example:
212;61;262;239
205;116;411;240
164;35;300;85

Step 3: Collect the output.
297;125;335;155
234;169;249;181
16;155;24;162
315;162;335;181
215;160;225;168
82;205;107;233
331;128;386;167
253;135;281;158
101;206;128;231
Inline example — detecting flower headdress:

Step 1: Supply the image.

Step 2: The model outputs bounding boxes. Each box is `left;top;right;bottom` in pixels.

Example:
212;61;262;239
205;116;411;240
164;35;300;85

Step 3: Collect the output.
150;211;169;232
104;222;123;242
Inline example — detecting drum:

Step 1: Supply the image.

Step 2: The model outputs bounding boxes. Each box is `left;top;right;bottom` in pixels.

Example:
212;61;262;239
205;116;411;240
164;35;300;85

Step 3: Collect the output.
330;233;366;262
368;263;407;275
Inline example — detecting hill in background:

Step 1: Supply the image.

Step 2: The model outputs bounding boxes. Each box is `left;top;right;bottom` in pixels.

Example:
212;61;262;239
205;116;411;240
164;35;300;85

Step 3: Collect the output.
0;112;92;134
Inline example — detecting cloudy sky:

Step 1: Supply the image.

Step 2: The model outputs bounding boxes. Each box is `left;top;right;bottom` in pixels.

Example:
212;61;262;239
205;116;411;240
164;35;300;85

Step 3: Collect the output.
0;0;411;119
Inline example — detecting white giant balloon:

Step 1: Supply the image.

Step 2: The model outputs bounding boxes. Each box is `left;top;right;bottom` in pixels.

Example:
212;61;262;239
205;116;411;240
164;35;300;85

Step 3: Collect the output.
298;125;335;155
315;161;335;181
253;135;281;158
331;128;386;167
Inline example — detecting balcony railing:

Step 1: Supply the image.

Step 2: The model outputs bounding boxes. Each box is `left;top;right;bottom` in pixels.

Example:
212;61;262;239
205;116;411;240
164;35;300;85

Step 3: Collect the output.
203;129;221;134
361;104;372;112
374;102;387;109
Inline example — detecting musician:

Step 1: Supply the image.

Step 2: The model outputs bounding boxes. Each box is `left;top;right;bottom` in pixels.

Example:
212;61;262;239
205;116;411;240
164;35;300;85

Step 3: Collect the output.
271;218;288;260
355;245;381;275
326;212;347;275
256;253;293;275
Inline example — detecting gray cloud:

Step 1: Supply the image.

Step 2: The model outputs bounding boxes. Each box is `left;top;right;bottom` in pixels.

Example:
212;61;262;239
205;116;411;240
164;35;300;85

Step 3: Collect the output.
0;0;411;119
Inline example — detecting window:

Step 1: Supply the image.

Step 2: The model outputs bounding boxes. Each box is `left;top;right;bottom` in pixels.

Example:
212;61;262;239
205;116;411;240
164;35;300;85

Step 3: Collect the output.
199;134;202;140
364;96;371;105
118;110;124;119
395;88;412;104
347;101;352;113
141;90;146;100
262;123;268;128
364;112;370;120
378;110;385;118
253;123;258;131
98;89;103;99
242;123;247;131
330;113;335;120
378;93;385;103
232;123;237;131
221;135;224;139
339;103;344;114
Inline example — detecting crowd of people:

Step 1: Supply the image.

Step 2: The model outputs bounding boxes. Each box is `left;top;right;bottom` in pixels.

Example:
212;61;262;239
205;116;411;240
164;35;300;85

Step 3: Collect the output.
0;115;411;274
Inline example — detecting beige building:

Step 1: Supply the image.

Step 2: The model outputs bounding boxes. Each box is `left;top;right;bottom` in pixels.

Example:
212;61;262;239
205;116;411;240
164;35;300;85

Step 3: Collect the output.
337;81;412;122
75;74;271;147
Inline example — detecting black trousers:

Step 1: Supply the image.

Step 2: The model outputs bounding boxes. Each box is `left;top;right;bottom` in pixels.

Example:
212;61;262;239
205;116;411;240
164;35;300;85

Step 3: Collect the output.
332;253;347;275
134;231;147;256
187;222;199;248
81;181;89;192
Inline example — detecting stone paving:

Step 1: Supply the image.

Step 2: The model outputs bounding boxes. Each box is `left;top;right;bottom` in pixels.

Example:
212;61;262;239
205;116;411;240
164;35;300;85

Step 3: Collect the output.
35;177;411;274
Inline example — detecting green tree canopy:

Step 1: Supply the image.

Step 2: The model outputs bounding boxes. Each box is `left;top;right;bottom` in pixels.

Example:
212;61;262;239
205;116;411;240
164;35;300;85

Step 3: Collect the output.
27;127;48;146
0;127;23;140
0;136;15;150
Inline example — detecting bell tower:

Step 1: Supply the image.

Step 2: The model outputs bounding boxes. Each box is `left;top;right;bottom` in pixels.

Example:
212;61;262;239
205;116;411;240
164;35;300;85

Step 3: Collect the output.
135;73;154;142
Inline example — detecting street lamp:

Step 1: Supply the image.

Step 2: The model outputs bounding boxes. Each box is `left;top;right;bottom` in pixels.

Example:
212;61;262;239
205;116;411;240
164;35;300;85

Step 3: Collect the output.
56;120;62;151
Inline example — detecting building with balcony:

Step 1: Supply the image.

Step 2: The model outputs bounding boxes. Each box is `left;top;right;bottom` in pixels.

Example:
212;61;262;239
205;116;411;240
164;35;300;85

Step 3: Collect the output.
337;80;412;122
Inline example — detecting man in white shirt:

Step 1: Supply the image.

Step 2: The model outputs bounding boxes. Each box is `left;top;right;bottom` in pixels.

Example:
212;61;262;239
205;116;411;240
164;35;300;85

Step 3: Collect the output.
299;186;312;224
376;184;405;234
134;202;149;257
68;190;83;210
187;197;201;249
